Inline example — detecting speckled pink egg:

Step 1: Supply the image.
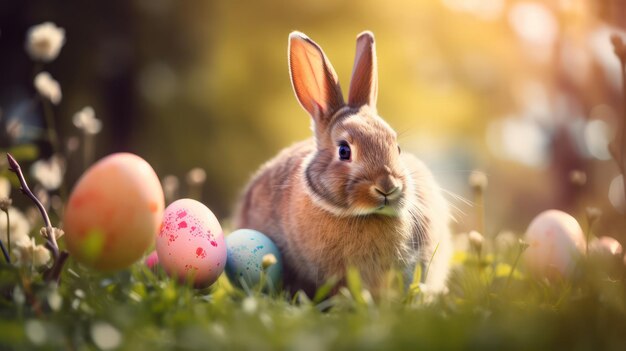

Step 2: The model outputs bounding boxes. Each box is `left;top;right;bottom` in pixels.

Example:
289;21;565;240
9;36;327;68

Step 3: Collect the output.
524;210;586;279
155;199;226;287
64;153;164;271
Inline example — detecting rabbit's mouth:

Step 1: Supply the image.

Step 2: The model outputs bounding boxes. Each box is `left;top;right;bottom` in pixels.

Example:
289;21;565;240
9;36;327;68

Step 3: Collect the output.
344;178;405;217
372;194;404;216
368;183;404;216
374;205;400;217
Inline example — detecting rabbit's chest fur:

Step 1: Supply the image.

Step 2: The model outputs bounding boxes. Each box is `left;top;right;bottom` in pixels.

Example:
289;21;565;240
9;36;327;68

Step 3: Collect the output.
286;194;414;288
235;139;422;292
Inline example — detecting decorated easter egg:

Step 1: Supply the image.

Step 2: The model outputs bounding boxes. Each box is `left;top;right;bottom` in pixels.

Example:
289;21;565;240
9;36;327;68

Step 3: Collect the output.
64;153;164;271
523;210;585;279
155;199;226;287
225;229;282;289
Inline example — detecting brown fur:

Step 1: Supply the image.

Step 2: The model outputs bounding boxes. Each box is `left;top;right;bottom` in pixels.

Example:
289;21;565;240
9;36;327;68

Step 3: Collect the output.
234;31;451;296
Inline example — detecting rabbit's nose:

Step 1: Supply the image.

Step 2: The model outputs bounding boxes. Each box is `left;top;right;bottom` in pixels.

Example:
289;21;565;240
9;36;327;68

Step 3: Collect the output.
374;176;402;199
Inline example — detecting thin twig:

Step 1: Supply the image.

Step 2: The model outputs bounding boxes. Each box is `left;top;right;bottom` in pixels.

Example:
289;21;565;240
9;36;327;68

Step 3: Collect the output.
1;208;11;263
504;239;528;289
83;132;94;170
6;210;11;260
504;244;524;291
0;235;9;263
42;98;61;157
41;98;69;204
6;153;58;259
7;153;69;282
43;251;69;283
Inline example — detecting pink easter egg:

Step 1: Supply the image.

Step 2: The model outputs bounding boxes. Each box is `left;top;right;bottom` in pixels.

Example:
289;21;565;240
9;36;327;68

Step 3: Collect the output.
64;153;164;271
145;250;159;269
155;199;226;287
523;210;585;279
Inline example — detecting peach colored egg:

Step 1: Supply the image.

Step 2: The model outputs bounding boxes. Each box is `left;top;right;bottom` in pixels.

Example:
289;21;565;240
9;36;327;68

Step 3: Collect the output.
523;210;585;279
64;153;164;271
155;199;226;287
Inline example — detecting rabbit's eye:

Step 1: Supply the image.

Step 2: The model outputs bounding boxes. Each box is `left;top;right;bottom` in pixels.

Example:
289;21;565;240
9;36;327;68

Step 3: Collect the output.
398;145;401;154
338;143;351;161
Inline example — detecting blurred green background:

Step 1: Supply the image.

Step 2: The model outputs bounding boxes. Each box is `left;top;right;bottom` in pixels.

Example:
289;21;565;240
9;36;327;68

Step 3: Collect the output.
1;0;625;240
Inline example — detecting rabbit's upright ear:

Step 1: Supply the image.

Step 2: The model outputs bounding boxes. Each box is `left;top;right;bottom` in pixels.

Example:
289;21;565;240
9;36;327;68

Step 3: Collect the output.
348;31;378;108
289;32;345;127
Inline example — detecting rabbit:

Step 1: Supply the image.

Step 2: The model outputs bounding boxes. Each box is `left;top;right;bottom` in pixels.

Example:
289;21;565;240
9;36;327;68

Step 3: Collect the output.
234;31;452;297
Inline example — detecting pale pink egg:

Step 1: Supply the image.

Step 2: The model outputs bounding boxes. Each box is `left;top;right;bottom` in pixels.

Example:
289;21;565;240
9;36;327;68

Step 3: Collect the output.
155;199;226;287
145;250;159;269
64;153;164;271
523;210;585;279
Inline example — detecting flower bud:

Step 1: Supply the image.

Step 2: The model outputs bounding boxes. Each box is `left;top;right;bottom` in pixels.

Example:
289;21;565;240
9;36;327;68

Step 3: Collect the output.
262;253;277;270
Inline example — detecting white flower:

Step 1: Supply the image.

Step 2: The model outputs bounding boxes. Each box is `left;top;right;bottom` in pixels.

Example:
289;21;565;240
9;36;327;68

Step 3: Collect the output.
72;106;102;135
25;22;66;62
12;236;51;267
0;198;11;212
91;322;122;351
39;227;64;240
25;319;47;346
242;296;258;314
186;168;206;185
47;290;63;311
0;207;31;244
0;177;10;198
569;170;587;186
468;230;484;251
262;253;277;269
6;119;24;141
162;175;179;202
585;207;602;223
33;244;51;266
34;72;62;105
31;155;65;191
468;170;488;191
494;230;517;252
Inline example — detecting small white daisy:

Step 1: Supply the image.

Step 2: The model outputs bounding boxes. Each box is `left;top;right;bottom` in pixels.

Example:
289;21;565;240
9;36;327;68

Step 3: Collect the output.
72;106;102;135
25;22;66;62
34;72;62;105
31;155;65;191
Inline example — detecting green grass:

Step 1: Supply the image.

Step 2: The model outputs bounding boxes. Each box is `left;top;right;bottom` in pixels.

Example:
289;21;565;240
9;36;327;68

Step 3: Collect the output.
2;243;626;351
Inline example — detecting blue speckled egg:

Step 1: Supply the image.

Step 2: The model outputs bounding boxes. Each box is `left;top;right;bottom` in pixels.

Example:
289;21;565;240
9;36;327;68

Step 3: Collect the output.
225;229;283;290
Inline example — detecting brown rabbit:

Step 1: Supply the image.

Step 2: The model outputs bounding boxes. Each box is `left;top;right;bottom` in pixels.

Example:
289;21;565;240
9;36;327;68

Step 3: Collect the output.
234;31;452;296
